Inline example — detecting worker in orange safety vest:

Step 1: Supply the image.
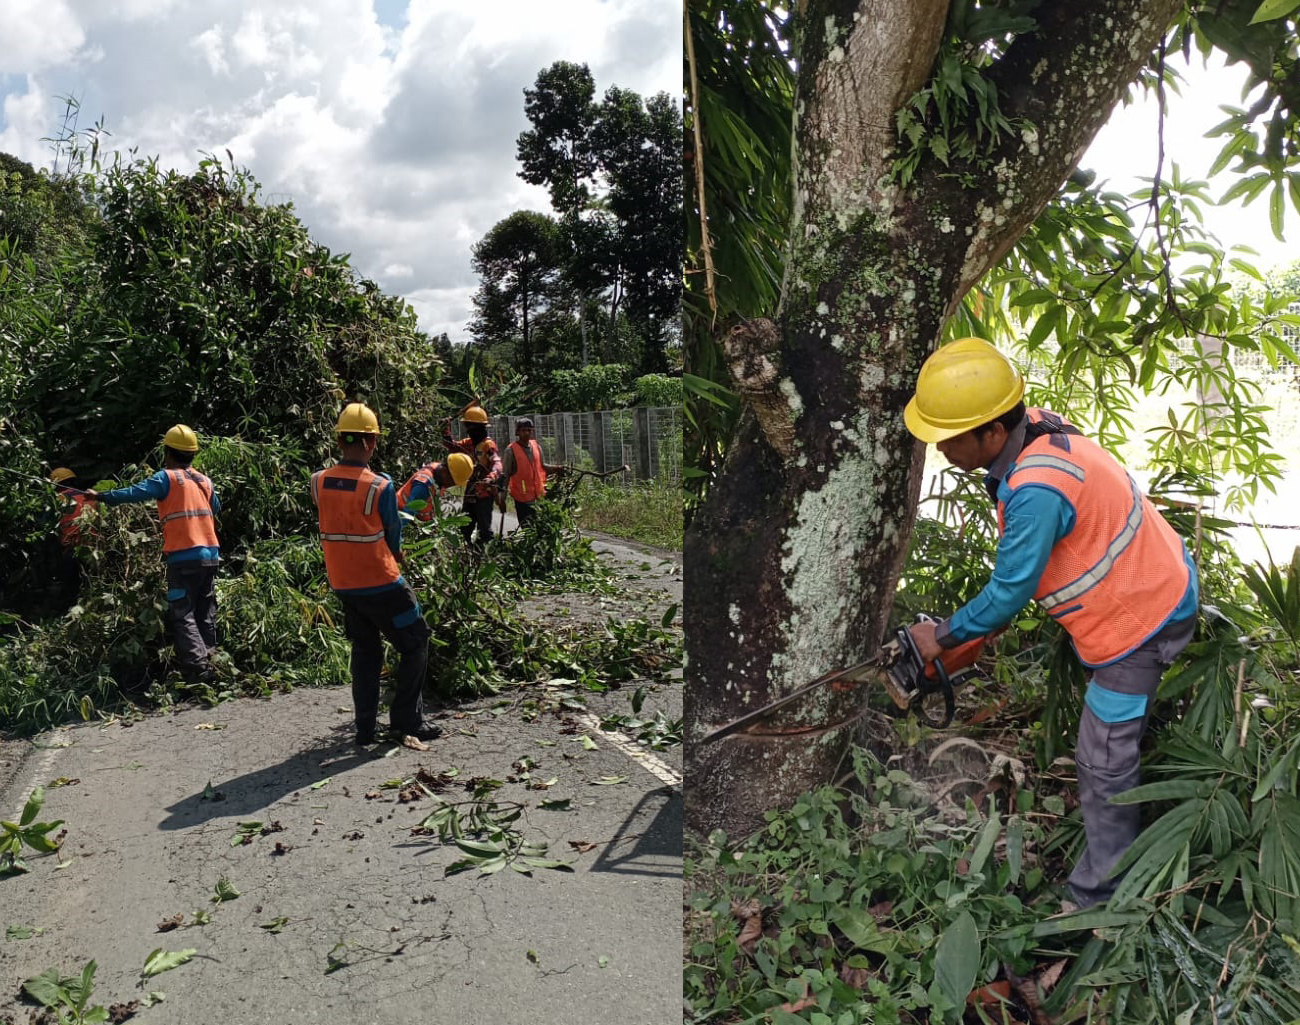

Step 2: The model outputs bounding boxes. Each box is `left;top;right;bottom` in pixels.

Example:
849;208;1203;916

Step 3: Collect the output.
442;402;501;549
84;425;222;685
903;338;1198;910
313;403;440;749
497;418;566;528
396;452;473;522
50;467;89;606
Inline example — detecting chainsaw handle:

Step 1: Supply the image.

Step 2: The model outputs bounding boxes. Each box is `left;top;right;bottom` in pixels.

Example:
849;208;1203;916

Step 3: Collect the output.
923;635;986;680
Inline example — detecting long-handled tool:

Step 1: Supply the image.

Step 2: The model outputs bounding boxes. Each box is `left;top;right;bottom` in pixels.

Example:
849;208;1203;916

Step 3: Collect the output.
699;615;987;745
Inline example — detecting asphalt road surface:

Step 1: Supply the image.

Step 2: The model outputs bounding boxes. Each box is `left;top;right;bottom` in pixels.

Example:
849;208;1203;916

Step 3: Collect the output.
0;533;682;1025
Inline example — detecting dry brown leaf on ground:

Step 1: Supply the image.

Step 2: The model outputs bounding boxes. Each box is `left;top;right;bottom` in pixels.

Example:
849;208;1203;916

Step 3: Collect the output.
839;963;873;989
732;899;762;954
568;840;598;853
156;914;183;932
1006;964;1056;1025
779;984;818;1014
399;735;429;752
1037;959;1067;994
867;900;893;920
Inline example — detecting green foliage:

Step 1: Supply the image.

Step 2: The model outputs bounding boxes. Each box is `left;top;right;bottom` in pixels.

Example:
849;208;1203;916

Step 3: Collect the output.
1;786;65;874
683;0;790;507
414;781;573;877
1;146;441;479
21;960;108;1025
571;479;683;550
630;373;682;407
892;1;1038;187
685;750;1052;1024
469;210;563;378
191;437;315;557
549;363;633;410
514;61;682;377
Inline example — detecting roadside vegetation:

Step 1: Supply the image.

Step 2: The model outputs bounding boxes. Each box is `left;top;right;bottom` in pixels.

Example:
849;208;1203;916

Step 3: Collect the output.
685;492;1300;1024
0;129;680;741
572;478;683;550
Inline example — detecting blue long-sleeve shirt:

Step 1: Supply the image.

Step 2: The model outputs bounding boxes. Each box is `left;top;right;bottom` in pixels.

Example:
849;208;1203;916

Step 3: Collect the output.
99;469;221;565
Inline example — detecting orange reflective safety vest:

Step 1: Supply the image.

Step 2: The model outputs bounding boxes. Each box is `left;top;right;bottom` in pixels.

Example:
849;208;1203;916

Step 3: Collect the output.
507;440;547;504
396;462;445;522
311;464;401;591
998;408;1190;667
156;469;218;554
58;488;88;548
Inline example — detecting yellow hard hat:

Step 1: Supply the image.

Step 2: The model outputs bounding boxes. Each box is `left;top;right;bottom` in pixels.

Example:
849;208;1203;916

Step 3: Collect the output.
163;424;200;452
446;452;474;488
461;404;489;425
50;467;75;484
336;402;381;436
903;338;1025;443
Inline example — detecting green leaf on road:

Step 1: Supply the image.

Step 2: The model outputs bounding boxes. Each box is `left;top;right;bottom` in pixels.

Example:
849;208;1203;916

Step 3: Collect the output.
142;948;195;978
211;878;241;903
539;798;571;810
310;776;332;790
6;924;40;940
580;735;599;750
590;776;627;785
259;917;289;934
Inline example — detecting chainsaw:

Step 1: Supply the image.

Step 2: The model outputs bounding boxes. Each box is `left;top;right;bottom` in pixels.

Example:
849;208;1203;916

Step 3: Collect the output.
699;614;987;745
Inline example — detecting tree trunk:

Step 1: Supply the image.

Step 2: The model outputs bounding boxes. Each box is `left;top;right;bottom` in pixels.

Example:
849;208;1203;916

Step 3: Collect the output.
684;0;1183;841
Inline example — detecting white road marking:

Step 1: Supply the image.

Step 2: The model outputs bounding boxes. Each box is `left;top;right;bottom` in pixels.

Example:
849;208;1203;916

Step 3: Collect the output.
574;713;681;788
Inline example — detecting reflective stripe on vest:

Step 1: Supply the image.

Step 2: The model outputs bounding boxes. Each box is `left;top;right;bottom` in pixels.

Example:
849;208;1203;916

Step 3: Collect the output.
998;412;1189;667
311;464;401;591
508;440;546;503
156;469;217;554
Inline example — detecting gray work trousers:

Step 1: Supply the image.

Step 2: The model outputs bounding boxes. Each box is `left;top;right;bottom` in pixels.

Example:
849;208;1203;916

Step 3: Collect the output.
1069;614;1195;907
338;581;430;736
165;561;218;677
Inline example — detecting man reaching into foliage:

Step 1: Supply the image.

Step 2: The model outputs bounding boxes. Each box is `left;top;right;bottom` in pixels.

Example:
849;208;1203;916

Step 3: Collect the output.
442;403;501;550
903;339;1199;910
396;452;474;522
85;426;221;686
313;403;440;750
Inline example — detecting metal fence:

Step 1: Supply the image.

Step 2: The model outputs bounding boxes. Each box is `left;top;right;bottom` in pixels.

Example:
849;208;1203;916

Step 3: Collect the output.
486;406;682;486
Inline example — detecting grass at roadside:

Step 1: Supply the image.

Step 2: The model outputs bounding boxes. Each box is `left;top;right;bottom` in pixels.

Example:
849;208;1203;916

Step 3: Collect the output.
571;479;682;550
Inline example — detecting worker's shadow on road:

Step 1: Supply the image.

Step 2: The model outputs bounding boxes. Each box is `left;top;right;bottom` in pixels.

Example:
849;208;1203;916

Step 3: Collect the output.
157;725;376;831
589;785;681;878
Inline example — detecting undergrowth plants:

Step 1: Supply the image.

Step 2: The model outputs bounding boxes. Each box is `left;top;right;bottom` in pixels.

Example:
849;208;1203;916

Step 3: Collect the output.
0;478;679;734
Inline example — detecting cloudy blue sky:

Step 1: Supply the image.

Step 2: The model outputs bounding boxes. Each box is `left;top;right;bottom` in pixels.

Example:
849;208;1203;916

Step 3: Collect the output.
0;0;680;341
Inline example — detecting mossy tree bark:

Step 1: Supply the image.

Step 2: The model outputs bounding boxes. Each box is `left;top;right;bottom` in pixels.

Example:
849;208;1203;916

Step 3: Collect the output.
684;0;1183;840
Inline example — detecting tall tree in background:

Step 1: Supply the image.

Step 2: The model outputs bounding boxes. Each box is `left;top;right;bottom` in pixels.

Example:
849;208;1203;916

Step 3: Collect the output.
516;61;682;375
518;62;602;366
469;210;562;378
595;88;683;375
684;0;1300;839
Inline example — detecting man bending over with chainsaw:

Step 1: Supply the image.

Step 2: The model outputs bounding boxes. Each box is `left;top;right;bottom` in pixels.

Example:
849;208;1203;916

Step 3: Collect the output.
903;338;1198;910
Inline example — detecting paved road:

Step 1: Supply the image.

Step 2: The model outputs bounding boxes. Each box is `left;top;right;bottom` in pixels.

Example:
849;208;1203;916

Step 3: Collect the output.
0;536;681;1025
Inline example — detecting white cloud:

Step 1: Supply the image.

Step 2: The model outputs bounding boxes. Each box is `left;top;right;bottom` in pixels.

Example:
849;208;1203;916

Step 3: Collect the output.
0;0;679;342
0;0;86;74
